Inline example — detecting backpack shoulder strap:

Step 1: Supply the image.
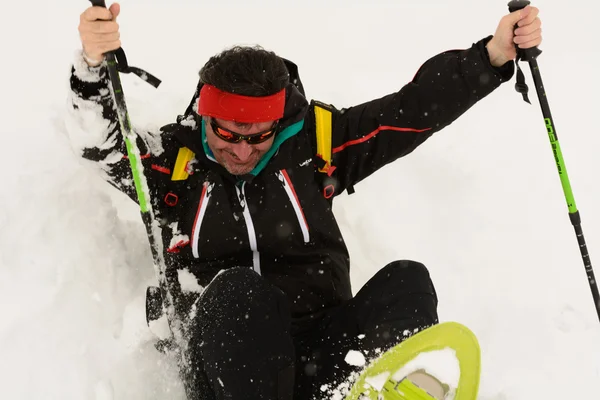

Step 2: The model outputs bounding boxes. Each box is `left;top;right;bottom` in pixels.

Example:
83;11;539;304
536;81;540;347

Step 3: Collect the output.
313;101;333;174
312;101;356;196
171;147;195;181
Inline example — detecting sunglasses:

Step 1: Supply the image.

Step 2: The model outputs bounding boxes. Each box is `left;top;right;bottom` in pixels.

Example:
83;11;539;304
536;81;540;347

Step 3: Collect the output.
210;119;278;145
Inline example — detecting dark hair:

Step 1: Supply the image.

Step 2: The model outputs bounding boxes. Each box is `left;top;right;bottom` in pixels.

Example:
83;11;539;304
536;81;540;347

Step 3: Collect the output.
199;45;290;97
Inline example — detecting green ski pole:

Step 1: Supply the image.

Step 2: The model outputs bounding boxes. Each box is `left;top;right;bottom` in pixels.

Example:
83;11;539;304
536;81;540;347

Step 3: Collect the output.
88;0;184;338
507;0;600;321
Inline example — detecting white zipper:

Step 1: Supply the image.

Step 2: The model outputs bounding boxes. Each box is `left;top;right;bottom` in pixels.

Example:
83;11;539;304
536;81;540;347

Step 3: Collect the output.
276;170;310;243
192;181;214;258
236;182;261;275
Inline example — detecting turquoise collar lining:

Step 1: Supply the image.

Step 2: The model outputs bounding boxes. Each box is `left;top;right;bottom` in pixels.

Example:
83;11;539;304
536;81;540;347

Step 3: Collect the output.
201;119;304;177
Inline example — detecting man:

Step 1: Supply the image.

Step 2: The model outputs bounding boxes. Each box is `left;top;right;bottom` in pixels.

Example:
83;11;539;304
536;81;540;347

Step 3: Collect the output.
70;3;542;399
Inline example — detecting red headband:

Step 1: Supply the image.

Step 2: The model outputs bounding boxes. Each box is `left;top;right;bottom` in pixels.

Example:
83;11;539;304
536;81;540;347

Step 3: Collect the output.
197;84;286;123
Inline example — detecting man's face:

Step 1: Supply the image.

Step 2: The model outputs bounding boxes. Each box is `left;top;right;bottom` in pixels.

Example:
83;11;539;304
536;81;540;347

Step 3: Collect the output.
205;118;277;176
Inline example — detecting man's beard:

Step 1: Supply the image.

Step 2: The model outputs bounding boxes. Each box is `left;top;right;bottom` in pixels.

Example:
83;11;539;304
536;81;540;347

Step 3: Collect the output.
215;149;261;175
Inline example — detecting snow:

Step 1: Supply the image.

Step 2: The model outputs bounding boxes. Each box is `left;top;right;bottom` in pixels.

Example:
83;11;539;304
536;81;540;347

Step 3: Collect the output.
2;0;600;399
149;315;172;341
178;269;204;293
345;350;367;367
364;371;390;393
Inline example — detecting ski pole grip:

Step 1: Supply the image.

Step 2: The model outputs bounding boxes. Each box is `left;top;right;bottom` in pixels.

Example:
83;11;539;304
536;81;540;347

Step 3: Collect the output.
507;0;542;61
89;0;107;8
87;0;118;61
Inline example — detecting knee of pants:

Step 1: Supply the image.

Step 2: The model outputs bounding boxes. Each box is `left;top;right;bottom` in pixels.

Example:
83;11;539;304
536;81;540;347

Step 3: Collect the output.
202;267;270;303
365;261;439;336
196;267;292;332
185;268;296;400
378;260;438;304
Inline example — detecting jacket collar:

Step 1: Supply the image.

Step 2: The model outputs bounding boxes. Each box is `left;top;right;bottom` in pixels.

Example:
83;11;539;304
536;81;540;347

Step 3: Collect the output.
174;82;309;182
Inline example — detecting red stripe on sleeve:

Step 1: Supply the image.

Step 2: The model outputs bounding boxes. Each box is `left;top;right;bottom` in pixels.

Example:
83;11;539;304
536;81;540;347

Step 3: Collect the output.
332;126;432;154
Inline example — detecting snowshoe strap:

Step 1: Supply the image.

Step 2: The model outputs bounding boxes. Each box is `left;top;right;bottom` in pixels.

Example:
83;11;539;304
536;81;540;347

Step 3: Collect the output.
383;378;439;400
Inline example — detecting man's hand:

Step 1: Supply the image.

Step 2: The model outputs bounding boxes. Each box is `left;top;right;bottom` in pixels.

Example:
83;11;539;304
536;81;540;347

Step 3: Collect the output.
78;3;121;67
486;5;542;67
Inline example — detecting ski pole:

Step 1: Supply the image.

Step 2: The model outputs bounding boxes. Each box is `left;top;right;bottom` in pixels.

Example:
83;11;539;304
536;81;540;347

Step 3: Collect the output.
88;0;184;337
507;0;600;321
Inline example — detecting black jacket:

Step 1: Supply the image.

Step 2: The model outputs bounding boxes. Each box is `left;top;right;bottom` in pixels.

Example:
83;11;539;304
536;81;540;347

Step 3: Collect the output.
67;36;514;330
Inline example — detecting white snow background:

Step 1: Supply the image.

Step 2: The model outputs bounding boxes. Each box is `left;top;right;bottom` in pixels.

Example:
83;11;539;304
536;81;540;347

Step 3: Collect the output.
1;0;599;398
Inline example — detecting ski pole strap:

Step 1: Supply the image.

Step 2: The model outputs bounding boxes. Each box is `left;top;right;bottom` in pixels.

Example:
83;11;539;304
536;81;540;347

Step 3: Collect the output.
514;55;531;104
87;0;161;87
513;45;543;105
507;0;542;104
112;47;162;88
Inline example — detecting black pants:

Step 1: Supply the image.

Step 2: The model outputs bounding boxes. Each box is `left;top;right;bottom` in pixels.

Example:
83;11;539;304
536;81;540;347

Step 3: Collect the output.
181;261;438;400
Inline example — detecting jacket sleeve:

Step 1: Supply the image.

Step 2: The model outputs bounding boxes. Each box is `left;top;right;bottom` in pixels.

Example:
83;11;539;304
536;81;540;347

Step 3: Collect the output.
324;36;515;195
65;50;175;204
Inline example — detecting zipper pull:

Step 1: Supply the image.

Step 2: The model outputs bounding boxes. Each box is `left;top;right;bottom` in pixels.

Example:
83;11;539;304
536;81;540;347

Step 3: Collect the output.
236;181;246;208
